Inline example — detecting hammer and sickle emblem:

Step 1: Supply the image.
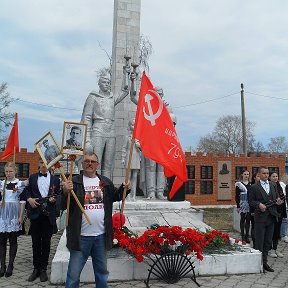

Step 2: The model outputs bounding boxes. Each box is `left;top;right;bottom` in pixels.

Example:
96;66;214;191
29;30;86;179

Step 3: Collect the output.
143;89;163;126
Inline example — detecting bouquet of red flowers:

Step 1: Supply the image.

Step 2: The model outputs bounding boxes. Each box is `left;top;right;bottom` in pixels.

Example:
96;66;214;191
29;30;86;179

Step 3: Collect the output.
113;224;231;262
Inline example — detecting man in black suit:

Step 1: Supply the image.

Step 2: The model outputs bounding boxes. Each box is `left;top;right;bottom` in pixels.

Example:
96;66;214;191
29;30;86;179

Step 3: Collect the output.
25;158;61;282
249;166;283;272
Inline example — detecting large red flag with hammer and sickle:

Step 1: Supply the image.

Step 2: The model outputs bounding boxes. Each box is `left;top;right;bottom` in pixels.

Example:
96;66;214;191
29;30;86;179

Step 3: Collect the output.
133;72;187;199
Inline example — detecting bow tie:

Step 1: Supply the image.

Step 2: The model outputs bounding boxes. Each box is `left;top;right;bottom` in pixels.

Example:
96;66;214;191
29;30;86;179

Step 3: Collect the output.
39;173;47;177
6;182;17;190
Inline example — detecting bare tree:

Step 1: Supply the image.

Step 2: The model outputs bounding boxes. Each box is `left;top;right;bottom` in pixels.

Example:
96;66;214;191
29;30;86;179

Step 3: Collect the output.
138;34;153;73
0;82;16;147
248;137;265;154
267;136;288;153
197;115;255;154
96;34;153;79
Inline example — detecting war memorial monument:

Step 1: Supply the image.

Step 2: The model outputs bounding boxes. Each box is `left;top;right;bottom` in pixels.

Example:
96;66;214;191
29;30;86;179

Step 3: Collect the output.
51;0;261;284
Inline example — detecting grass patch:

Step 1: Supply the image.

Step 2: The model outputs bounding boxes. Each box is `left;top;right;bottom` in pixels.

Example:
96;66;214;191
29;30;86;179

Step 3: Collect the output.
203;208;234;232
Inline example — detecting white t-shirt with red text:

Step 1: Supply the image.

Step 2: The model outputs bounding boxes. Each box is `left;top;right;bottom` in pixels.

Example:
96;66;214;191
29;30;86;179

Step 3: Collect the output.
80;175;105;236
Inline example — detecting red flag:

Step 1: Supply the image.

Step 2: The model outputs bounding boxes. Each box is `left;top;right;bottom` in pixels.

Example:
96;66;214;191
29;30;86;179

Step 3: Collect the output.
133;72;187;199
1;113;19;160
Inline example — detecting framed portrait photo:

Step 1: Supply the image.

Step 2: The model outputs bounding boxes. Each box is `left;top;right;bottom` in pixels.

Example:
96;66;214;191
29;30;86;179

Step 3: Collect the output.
61;121;87;156
35;131;63;169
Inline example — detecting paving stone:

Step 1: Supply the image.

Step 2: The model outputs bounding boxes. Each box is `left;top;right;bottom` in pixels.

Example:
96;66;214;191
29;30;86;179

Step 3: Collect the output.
1;230;288;288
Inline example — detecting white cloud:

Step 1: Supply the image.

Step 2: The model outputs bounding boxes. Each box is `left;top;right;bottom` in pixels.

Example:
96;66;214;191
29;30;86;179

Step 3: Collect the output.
1;0;113;34
1;0;288;151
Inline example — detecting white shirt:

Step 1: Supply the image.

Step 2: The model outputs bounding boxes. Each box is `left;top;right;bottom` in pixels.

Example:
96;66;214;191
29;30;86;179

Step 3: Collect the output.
37;172;50;198
80;175;105;236
260;180;270;194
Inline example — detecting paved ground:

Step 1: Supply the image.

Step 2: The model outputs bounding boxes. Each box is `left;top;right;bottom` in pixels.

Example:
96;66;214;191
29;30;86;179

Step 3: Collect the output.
0;230;288;288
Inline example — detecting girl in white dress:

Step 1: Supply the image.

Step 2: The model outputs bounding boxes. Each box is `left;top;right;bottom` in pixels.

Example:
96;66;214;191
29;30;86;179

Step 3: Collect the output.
0;162;27;277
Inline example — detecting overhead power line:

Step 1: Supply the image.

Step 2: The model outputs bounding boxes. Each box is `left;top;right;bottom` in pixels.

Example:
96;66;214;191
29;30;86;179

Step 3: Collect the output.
174;92;239;109
16;99;82;111
246;91;288;101
14;90;288;112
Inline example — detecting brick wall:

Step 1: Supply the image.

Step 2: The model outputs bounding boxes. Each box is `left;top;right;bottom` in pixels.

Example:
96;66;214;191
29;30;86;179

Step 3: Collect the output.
0;148;39;180
0;148;286;207
184;152;286;206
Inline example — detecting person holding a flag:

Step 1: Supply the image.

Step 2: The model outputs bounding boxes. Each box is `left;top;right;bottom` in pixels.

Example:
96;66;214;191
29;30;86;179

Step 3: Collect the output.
0;162;27;277
62;151;130;288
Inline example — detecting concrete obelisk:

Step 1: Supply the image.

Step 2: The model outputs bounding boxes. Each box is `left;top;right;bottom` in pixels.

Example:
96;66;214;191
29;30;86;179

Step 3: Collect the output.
111;0;141;185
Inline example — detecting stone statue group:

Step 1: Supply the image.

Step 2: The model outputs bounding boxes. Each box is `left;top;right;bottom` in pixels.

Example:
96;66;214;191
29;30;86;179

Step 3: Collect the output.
80;66;176;201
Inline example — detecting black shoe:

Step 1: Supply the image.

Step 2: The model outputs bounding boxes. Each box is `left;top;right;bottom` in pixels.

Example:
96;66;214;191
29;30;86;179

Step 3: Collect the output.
28;269;40;282
40;269;48;282
263;263;274;272
5;264;13;277
0;265;6;277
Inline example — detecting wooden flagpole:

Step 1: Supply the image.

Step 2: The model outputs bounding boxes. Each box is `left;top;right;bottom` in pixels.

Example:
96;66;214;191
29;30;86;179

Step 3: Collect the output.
120;138;135;215
13;146;16;163
65;157;74;226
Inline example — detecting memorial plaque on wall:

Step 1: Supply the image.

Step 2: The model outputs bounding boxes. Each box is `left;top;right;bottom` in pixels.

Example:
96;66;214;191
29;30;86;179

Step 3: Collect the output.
217;161;232;200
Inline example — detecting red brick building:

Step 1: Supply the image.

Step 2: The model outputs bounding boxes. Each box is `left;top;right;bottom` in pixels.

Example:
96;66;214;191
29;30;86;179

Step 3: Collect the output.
0;148;39;180
0;149;286;207
184;152;286;206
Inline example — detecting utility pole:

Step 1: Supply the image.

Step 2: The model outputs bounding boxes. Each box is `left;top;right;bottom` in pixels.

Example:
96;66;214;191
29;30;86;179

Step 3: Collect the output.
241;83;247;155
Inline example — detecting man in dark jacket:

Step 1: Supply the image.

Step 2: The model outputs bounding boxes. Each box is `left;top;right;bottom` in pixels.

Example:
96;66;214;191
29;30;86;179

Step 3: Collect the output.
249;166;283;273
25;158;60;282
62;151;130;288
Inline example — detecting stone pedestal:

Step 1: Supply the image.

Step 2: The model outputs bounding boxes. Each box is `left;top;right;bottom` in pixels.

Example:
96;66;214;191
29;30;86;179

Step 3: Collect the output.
233;206;241;232
51;200;262;284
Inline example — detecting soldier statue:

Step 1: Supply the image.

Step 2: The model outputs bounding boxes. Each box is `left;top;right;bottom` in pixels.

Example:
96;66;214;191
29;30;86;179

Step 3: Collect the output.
81;67;129;178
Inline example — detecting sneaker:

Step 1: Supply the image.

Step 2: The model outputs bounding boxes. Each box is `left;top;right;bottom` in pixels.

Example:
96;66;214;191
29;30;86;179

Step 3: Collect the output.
275;250;284;257
268;249;277;258
282;236;288;243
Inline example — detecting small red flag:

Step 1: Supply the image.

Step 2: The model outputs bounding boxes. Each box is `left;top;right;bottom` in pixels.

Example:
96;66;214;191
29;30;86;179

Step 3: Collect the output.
133;72;187;199
1;113;19;160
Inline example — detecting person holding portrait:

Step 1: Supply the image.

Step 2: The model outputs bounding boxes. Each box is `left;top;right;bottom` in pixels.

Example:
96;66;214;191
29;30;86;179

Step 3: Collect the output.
62;151;130;288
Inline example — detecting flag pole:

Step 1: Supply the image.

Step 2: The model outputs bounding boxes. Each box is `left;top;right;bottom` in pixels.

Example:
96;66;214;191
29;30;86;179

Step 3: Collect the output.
120;138;135;215
66;156;75;226
13;146;16;163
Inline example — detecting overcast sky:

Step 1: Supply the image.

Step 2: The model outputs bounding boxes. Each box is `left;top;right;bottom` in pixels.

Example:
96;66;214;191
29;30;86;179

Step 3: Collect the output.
1;0;288;152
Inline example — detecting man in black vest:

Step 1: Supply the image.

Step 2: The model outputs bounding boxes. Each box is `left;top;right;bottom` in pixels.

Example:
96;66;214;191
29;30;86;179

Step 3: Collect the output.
249;166;283;272
25;158;60;282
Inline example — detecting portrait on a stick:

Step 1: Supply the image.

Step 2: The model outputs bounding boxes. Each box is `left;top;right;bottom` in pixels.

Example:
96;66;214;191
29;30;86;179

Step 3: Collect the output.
61;121;87;156
35;131;63;169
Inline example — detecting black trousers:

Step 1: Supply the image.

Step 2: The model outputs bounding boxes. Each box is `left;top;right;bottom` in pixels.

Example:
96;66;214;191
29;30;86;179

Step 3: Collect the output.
30;214;53;270
254;215;275;265
272;216;283;250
